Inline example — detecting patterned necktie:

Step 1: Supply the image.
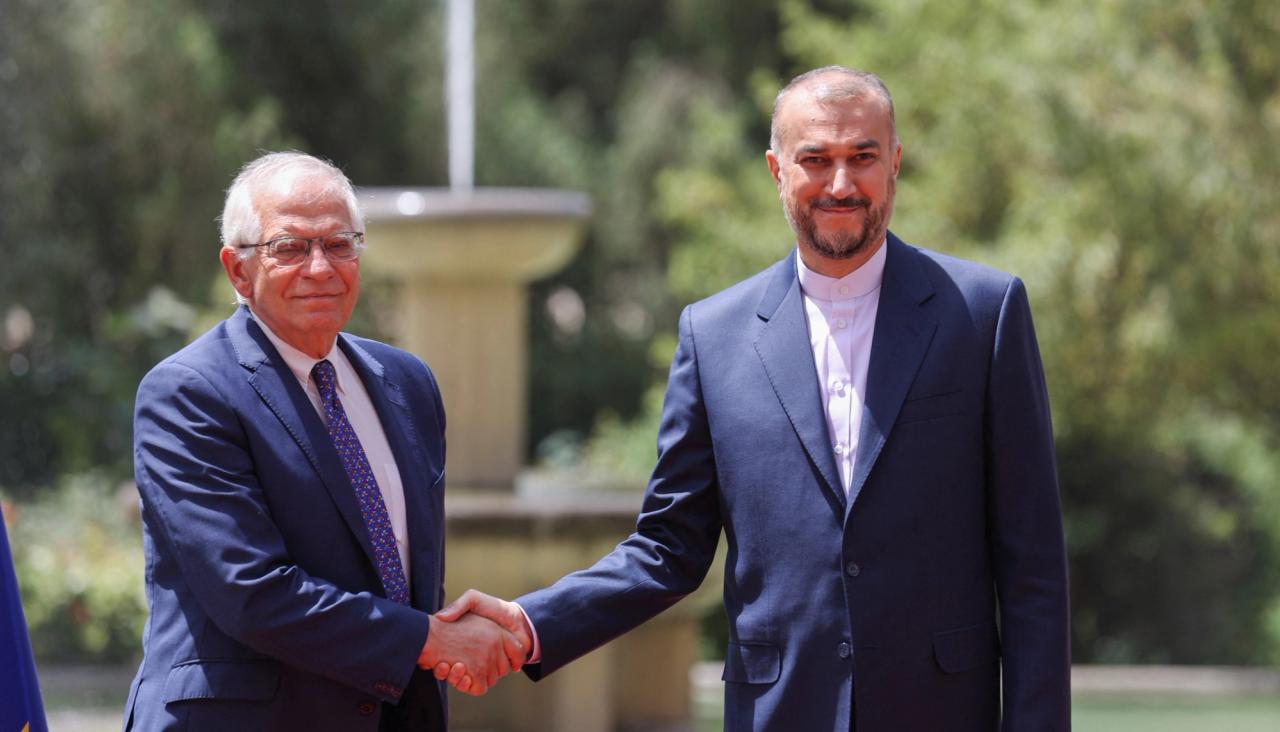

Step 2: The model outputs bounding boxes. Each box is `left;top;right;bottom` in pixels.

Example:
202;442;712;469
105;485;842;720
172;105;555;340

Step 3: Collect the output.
311;359;410;605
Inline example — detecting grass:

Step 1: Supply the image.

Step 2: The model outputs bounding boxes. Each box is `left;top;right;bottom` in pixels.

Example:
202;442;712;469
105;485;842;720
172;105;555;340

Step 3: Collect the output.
694;692;1280;730
1073;694;1280;731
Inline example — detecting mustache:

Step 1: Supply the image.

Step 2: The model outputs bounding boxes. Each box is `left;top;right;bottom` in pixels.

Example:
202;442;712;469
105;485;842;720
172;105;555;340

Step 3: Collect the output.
811;196;871;209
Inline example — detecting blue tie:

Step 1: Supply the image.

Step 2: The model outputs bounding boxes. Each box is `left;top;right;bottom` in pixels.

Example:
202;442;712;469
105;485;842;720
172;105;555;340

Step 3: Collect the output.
312;359;410;605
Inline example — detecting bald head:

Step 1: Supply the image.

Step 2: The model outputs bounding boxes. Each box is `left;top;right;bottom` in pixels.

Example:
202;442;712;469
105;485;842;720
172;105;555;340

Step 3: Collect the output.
770;66;897;152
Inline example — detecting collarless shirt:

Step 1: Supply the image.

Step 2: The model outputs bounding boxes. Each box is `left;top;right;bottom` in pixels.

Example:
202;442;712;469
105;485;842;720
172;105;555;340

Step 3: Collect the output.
795;240;887;494
250;312;411;577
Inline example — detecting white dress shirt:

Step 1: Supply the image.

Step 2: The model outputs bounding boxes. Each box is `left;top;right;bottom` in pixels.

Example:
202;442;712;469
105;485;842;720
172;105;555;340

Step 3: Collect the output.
796;241;886;494
251;313;412;576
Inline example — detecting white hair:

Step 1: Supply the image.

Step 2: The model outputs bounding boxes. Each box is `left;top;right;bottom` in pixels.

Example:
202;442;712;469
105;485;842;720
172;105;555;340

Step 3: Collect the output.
219;151;364;260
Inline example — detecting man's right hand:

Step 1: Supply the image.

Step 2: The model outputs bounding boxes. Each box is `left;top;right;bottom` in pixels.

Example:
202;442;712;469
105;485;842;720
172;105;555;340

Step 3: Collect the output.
431;590;535;690
418;611;525;695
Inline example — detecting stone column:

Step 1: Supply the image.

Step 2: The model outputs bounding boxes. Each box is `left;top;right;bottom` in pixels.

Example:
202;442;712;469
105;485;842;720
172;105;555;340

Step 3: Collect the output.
360;188;589;490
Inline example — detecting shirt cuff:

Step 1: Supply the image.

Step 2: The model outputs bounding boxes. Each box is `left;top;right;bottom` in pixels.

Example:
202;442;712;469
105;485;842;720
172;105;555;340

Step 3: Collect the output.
515;602;542;663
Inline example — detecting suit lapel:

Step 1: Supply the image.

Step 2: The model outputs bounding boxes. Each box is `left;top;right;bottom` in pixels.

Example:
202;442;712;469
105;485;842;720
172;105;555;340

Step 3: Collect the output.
753;256;847;514
847;236;938;512
340;337;442;611
227;308;381;569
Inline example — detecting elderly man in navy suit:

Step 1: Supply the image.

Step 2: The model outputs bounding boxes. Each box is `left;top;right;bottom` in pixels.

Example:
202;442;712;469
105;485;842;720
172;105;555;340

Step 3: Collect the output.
123;152;526;731
438;67;1071;731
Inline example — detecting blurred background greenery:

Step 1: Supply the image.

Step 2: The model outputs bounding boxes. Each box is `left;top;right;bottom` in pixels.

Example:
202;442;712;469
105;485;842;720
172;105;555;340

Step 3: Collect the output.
1;0;1278;690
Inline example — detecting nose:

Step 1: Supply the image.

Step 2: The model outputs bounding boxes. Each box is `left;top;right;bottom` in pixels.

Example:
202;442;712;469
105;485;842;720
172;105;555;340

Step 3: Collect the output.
300;242;336;277
830;165;856;199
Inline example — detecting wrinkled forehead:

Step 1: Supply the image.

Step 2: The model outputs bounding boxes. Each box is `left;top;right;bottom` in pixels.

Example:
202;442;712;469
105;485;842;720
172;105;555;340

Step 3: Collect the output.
255;172;351;219
777;86;892;145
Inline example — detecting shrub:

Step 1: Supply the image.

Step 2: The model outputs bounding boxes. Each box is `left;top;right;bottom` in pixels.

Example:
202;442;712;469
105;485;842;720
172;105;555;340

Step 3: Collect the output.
3;473;145;664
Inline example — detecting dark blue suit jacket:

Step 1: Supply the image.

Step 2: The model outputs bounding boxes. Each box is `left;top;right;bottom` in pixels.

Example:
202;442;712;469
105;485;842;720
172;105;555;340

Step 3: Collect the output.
124;307;448;731
519;234;1070;731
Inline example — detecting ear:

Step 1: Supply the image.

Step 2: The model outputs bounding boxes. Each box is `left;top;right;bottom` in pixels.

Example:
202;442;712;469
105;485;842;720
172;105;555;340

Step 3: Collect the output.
766;149;783;189
890;140;903;178
220;246;255;302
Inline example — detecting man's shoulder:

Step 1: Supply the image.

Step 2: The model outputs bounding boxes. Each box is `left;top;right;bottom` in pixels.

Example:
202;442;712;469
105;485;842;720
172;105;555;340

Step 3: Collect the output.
341;333;424;369
148;318;237;377
340;333;439;389
134;319;243;409
895;237;1020;303
909;241;1013;280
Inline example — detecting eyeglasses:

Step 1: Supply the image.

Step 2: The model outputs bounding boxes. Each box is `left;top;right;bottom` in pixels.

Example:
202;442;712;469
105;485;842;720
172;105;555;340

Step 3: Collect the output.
239;232;366;266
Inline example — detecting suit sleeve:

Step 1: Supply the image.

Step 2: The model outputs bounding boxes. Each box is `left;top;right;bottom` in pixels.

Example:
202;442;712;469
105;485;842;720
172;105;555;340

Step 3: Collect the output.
983;278;1071;730
519;305;723;678
133;360;429;702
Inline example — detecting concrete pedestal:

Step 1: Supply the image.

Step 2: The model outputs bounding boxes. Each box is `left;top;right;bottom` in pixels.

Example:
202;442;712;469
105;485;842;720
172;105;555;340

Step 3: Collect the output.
441;489;721;732
357;187;721;730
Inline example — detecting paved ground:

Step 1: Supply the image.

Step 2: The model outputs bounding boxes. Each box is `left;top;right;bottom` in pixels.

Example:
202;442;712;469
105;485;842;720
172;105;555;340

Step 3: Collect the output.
37;662;1280;731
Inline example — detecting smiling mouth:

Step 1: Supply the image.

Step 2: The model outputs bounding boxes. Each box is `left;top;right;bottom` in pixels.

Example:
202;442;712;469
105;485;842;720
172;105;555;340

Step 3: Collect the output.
813;196;870;213
815;206;867;217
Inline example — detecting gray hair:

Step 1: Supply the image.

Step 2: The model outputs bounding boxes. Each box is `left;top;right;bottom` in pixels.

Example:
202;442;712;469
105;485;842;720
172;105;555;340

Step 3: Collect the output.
769;66;897;151
219;151;364;260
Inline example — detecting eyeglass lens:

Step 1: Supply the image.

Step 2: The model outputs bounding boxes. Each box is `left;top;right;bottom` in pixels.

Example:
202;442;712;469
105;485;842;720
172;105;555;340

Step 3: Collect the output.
269;234;362;264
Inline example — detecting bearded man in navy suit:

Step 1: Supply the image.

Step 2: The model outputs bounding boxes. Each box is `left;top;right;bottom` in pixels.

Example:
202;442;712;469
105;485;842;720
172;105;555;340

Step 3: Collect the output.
124;152;526;731
439;67;1071;731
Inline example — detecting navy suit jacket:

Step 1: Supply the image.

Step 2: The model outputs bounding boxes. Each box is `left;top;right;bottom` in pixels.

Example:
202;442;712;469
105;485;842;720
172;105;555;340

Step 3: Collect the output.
124;306;448;731
519;234;1071;731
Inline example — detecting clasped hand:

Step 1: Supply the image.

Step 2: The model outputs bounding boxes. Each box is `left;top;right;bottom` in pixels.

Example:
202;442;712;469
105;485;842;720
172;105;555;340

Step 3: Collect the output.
418;590;532;696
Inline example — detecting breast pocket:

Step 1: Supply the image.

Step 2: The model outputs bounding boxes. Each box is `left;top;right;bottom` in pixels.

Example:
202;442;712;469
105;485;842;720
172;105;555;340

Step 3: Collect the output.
896;389;968;425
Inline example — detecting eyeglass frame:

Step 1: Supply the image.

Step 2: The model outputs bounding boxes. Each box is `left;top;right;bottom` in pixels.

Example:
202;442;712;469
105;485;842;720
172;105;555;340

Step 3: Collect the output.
237;231;367;266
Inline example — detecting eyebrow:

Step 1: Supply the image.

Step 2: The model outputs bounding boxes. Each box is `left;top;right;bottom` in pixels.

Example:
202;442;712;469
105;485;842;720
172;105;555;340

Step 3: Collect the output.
796;139;882;155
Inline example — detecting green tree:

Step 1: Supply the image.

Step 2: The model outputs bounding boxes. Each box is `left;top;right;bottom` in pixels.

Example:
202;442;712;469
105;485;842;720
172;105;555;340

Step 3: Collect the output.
0;0;291;491
651;0;1280;663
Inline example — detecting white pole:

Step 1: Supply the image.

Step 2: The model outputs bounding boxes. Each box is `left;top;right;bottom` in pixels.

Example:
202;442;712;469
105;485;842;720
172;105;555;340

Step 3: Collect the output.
446;0;475;191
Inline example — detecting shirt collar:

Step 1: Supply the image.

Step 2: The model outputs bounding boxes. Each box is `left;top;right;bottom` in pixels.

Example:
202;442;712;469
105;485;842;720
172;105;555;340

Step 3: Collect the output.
248;309;344;393
795;237;887;302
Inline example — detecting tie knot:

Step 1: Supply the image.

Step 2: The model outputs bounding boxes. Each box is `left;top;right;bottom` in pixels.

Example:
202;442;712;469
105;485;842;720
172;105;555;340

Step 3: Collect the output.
311;359;338;399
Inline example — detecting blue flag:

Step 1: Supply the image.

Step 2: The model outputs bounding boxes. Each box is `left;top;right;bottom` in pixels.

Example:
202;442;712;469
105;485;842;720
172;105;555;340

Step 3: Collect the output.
1;514;47;732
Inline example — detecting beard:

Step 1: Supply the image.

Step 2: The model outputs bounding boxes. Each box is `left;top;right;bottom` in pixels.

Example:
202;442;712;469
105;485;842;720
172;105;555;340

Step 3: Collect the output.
784;179;894;260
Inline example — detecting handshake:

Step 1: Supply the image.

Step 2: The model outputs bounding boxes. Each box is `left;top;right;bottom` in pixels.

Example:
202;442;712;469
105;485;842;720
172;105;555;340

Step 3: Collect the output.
417;590;532;696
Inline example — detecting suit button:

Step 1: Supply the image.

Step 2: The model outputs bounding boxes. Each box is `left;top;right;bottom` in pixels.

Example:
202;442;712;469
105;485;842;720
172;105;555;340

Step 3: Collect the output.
838;642;852;659
845;561;861;577
358;700;376;716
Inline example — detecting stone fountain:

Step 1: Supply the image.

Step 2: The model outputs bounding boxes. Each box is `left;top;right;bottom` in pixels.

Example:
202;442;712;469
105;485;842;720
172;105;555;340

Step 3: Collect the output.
357;2;718;730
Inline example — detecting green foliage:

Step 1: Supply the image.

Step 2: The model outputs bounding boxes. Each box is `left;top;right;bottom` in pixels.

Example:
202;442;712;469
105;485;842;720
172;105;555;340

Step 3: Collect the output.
4;0;1279;668
648;0;1280;664
0;0;292;491
4;474;145;664
488;0;791;452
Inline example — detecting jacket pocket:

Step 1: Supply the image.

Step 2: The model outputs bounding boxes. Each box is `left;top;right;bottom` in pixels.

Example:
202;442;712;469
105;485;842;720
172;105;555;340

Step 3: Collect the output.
933;621;999;673
896;389;967;425
721;641;781;684
163;658;281;703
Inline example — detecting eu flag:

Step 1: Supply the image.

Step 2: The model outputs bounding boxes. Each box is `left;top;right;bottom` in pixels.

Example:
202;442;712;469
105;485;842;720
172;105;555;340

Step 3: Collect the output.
0;513;47;732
